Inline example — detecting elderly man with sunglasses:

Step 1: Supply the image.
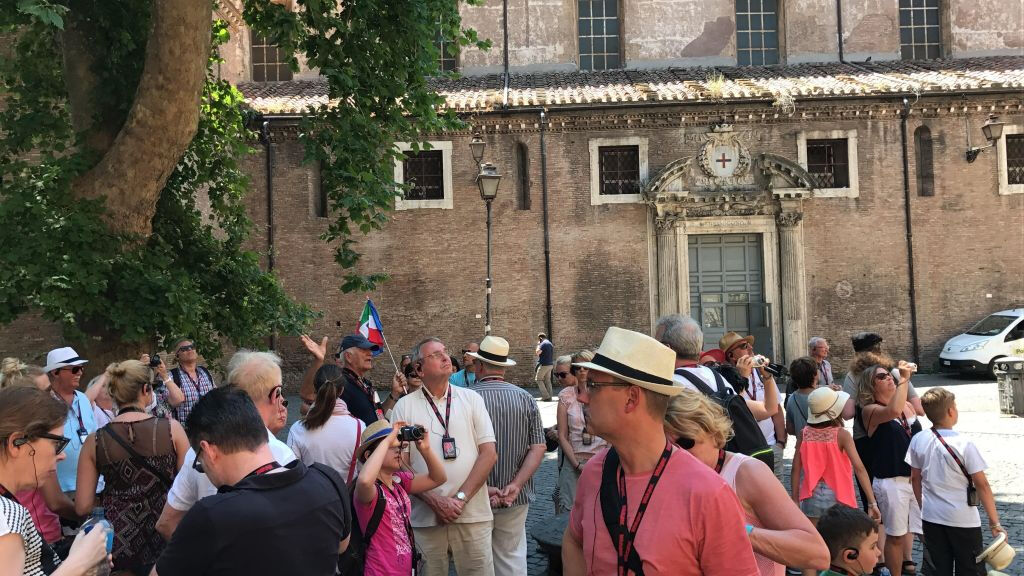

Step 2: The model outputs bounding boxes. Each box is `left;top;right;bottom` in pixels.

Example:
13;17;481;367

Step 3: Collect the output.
166;339;215;426
155;350;296;541
43;347;101;497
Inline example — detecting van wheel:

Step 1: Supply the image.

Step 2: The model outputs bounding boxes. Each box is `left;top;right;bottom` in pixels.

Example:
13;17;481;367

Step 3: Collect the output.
987;357;1004;379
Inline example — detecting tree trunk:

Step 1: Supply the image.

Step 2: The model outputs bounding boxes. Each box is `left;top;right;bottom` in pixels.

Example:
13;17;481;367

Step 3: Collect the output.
67;0;211;239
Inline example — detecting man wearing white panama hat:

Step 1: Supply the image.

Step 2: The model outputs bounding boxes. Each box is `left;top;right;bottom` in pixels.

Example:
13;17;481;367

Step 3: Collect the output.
466;336;545;576
43;346;99;495
562;327;759;576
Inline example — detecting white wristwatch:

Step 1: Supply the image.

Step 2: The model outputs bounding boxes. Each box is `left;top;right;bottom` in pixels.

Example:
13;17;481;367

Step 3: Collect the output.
455;491;467;502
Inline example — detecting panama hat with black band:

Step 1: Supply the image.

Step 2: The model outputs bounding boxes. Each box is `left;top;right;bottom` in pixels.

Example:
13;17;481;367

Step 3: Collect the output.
573;326;681;396
465;335;517;367
43;347;89;373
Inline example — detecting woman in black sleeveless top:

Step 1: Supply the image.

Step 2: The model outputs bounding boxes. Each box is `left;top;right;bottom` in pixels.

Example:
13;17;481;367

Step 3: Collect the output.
857;362;922;576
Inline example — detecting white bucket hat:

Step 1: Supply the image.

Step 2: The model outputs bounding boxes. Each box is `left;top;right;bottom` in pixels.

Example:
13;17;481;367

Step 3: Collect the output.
573;327;681;396
43;347;89;373
466;335;516;367
807;387;850;424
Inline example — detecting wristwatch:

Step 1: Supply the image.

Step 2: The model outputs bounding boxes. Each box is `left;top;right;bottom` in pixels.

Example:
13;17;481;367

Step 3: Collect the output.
455;491;467;502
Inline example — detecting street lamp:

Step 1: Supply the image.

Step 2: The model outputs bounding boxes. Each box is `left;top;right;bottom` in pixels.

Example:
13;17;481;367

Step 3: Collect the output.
965;114;1005;163
476;162;501;335
470;133;486;167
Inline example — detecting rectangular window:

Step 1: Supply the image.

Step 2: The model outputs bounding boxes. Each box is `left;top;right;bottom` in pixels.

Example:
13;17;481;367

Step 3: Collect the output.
515;142;531;210
314;164;329;218
1008;134;1024;186
402;150;445;201
251;31;293;82
578;0;622;71
899;0;941;60
436;25;458;73
598;146;640;195
736;0;779;66
806;139;850;189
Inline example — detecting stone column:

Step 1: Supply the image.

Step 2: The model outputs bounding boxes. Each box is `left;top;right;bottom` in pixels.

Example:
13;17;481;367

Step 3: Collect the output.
777;210;808;365
656;219;680;317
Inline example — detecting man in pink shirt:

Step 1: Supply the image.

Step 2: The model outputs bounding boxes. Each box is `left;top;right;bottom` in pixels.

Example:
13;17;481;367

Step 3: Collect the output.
562;327;760;576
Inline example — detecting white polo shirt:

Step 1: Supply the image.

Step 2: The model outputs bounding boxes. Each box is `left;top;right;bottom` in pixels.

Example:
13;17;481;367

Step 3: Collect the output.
166;429;296;511
391;383;496;528
906;428;987;527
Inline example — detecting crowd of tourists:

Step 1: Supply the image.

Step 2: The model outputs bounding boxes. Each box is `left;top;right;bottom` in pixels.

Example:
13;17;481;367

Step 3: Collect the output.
0;319;1011;576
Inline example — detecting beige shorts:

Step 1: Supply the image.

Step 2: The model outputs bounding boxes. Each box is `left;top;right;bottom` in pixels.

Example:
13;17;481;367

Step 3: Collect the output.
873;476;922;536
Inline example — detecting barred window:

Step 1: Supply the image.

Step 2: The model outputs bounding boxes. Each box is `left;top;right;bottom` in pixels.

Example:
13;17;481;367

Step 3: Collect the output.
1008;134;1024;186
598;146;640;195
250;31;292;82
806;139;850;188
736;0;779;66
899;0;941;60
402;150;445;200
436;26;458;73
578;0;622;71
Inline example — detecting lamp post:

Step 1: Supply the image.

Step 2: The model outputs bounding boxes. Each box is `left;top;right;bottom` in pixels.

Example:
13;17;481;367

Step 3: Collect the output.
965;114;1005;163
476;162;501;335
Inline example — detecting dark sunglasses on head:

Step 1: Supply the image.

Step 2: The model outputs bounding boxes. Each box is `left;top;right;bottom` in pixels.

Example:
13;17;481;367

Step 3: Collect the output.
13;433;71;456
554;372;570;379
177;344;196;353
61;366;84;375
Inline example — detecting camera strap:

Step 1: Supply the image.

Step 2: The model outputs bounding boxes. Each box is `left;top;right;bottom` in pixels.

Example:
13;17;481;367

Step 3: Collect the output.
931;429;973;486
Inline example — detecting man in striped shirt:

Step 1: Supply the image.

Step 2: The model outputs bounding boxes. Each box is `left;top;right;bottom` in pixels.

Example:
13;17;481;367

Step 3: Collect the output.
467;336;546;576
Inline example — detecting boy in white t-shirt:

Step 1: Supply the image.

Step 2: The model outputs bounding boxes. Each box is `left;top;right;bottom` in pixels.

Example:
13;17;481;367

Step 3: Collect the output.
907;387;1005;576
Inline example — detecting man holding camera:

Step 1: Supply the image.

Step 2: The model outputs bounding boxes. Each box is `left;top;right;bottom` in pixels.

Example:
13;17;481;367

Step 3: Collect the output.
721;331;786;481
467;336;545;576
390;337;498;576
167;339;215;426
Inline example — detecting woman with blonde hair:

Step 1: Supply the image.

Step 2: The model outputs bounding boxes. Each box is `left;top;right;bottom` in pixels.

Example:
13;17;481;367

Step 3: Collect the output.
0;385;111;575
553;349;605;514
664;390;830;575
1;357;48;390
76;360;189;576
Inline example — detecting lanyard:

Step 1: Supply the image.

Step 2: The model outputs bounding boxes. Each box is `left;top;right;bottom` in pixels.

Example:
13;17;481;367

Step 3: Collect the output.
931;429;973;482
423;387;452;435
614;441;673;576
347;368;384;419
819;362;830;385
714;449;727;474
52;390;86;432
243;461;281;480
0;483;16;503
896;412;912;437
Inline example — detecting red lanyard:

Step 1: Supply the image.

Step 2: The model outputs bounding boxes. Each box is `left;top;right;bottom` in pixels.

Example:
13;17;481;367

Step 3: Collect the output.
714;449;727;474
897;412;912;437
423;387;452;435
748;371;758;401
244;461;281;480
931;429;972;482
615;441;673;576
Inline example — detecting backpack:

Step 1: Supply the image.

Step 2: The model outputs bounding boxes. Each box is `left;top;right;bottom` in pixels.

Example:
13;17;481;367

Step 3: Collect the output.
337;481;386;576
674;368;773;468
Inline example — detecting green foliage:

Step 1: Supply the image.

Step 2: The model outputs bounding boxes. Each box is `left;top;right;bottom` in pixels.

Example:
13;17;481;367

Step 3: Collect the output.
0;16;313;358
244;0;490;292
14;0;67;29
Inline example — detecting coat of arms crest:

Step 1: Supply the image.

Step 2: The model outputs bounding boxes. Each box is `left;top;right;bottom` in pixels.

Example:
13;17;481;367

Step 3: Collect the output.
699;124;751;179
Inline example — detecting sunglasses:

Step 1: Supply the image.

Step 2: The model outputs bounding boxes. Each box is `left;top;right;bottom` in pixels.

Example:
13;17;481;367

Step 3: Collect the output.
874;372;894;381
14;433;71;456
675;436;696;450
268;386;289;407
554;372;570;379
193;447;205;473
61;366;84;375
177;344;196;353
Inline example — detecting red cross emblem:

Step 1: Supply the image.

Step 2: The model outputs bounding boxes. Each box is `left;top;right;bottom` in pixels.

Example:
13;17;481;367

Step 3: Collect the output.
717;153;732;169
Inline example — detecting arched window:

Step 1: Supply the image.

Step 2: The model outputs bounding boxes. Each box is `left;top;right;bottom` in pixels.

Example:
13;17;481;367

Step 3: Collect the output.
914;125;934;197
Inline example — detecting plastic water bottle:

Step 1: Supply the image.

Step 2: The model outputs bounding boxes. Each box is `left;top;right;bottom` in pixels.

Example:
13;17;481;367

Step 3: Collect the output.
80;507;113;576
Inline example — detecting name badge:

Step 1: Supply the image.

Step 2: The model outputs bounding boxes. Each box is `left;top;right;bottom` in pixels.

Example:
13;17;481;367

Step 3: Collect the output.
441;435;457;460
77;428;88;445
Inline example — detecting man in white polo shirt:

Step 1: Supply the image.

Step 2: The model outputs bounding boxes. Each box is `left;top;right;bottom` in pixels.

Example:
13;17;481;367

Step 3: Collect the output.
155;350;296;540
391;337;498;576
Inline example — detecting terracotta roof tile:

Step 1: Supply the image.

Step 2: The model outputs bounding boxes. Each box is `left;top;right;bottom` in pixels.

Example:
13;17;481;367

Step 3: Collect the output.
238;56;1024;114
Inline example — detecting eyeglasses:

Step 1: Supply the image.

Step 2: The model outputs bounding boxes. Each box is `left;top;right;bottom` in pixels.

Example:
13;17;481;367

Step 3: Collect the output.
268;386;289;407
874;372;894;381
586;379;631;390
193;447;205;473
177;344;195;353
61;366;84;375
28;433;71;455
423;349;449;362
554;372;570;379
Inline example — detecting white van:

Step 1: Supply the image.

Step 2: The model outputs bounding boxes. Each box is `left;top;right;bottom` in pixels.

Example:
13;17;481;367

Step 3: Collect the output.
939;308;1024;377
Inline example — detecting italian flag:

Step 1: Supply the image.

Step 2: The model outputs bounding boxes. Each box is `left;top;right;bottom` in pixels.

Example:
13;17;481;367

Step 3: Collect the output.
358;299;385;354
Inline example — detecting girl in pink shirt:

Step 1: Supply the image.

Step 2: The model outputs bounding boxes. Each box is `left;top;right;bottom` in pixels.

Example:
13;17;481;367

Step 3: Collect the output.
355;419;446;576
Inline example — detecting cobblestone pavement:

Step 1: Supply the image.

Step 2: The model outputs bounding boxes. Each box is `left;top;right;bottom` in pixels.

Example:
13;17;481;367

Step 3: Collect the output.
287;374;1023;575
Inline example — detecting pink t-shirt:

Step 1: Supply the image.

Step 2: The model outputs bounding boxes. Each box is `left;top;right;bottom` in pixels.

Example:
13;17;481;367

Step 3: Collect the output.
354;471;415;576
14;488;61;543
569;445;760;576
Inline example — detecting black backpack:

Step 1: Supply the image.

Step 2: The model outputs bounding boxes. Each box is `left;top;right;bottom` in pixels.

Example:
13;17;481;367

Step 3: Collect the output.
674;368;773;469
337;480;386;576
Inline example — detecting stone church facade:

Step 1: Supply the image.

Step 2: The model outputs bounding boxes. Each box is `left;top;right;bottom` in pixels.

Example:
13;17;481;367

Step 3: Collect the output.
3;0;1023;386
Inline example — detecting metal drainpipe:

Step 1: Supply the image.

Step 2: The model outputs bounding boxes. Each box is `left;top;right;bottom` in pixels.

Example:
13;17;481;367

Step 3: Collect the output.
502;0;510;109
835;0;845;62
260;119;277;350
899;99;920;363
539;110;553;340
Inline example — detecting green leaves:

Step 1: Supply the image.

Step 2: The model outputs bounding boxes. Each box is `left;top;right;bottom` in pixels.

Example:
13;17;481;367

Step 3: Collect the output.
15;0;67;29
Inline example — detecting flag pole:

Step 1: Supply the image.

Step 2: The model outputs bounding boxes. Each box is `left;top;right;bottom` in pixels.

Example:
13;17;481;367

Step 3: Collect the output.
367;297;399;373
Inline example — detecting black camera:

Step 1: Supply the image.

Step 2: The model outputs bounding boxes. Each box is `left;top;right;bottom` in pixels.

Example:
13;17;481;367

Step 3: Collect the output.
763;361;787;378
149;353;162;368
398;425;425;442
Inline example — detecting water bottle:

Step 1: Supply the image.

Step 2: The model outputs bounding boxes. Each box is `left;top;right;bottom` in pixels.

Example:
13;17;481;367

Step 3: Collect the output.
80;507;113;576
